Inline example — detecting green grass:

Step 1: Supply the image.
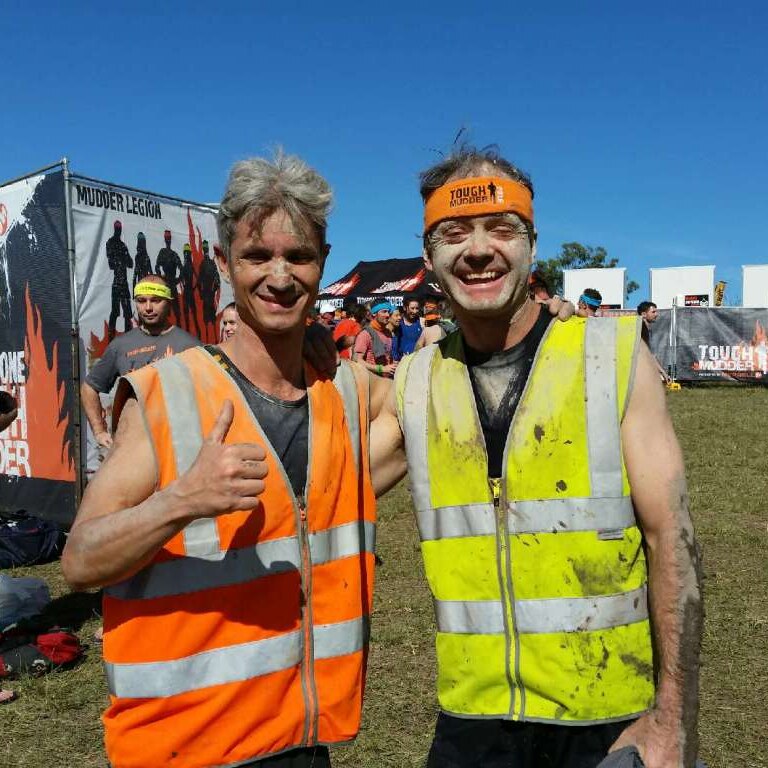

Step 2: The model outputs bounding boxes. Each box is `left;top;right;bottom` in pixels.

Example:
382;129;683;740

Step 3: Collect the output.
2;387;766;767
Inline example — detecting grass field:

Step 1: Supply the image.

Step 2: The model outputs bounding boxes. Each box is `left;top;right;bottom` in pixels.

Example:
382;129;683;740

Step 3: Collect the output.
2;387;766;767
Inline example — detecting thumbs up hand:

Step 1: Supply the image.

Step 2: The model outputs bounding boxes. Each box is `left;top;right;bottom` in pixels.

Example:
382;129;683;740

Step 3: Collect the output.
172;400;268;519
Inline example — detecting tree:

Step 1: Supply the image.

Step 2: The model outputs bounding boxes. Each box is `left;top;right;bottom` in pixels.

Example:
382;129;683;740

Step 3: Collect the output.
534;242;639;300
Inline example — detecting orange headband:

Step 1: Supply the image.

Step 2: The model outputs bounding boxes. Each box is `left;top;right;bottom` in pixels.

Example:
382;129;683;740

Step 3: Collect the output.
423;176;534;233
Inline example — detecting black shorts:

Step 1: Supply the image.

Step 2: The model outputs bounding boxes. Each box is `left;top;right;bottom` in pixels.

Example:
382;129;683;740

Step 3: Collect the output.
243;746;331;768
427;712;633;768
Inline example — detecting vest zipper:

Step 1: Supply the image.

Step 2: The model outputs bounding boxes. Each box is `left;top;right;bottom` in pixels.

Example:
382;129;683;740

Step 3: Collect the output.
205;354;322;743
297;494;319;746
490;476;524;718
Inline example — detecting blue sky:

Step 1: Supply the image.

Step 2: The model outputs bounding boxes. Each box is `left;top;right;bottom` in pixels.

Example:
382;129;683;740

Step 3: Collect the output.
3;1;766;304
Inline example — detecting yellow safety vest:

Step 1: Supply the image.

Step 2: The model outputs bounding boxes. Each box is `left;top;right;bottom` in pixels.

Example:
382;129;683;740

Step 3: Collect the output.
395;316;655;724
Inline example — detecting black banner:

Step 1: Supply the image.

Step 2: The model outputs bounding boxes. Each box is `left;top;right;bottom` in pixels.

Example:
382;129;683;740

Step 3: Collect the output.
318;258;444;307
0;170;76;525
671;307;768;382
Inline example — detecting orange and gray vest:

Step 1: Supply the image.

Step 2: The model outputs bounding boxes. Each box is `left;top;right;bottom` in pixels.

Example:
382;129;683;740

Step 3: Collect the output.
395;316;655;724
103;348;376;767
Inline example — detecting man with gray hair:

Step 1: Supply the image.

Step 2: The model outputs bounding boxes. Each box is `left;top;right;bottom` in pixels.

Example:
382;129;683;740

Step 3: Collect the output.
62;151;376;768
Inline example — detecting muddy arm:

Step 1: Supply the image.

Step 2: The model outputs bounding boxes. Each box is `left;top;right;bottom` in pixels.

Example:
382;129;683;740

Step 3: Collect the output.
612;343;703;768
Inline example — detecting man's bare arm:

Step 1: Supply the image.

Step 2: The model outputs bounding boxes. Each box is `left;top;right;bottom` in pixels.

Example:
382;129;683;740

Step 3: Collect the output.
62;397;268;591
612;343;703;768
363;367;407;497
81;381;112;449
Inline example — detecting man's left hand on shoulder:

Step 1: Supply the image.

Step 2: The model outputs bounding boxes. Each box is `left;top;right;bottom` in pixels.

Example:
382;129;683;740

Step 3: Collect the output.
538;295;576;321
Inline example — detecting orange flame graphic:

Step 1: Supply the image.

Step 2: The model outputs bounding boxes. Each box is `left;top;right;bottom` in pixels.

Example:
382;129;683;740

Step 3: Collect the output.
23;284;75;481
735;320;768;379
182;211;220;344
400;267;427;291
88;320;115;365
323;273;361;297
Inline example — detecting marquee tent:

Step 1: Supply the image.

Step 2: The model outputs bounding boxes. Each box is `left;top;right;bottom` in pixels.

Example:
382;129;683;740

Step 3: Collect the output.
317;258;444;307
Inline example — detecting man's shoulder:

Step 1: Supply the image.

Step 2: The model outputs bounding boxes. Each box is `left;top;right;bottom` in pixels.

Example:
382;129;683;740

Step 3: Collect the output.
166;326;203;348
354;327;373;345
127;344;206;380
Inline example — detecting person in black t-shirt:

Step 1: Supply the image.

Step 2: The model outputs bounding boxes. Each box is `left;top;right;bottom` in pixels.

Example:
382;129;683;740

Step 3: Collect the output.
637;300;658;345
637;301;670;383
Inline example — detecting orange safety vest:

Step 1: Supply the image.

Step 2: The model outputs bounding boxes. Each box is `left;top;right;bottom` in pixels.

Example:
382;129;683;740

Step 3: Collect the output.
102;347;375;768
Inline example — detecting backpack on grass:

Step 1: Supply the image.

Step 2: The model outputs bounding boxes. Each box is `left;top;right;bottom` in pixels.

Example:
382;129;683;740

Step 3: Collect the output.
0;510;66;569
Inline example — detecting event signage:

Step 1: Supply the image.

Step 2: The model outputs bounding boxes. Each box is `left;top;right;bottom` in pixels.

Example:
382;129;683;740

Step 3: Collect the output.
72;177;232;479
673;307;768;381
0;171;75;524
0;162;233;525
318;258;443;308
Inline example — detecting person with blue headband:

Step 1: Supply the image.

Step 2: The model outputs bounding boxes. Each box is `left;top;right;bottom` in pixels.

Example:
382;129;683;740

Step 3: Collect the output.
353;299;398;377
577;287;603;317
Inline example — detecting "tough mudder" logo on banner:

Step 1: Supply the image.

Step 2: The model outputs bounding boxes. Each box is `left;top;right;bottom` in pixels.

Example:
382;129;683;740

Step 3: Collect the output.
692;321;768;378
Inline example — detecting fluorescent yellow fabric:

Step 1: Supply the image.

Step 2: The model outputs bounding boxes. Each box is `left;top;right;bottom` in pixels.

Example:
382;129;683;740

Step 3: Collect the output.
396;317;655;723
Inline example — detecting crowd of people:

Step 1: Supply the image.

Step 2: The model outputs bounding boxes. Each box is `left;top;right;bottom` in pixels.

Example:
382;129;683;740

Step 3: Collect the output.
312;296;457;378
32;144;702;768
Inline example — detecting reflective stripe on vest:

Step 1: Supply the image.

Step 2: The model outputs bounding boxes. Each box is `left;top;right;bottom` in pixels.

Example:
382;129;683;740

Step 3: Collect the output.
434;585;648;635
416;496;636;540
398;344;436;511
157;355;221;560
105;520;376;601
332;361;362;475
106;616;370;698
585;320;624;498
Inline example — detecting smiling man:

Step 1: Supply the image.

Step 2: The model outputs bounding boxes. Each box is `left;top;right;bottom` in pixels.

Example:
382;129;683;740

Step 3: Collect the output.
366;146;703;768
63;153;375;768
80;274;199;451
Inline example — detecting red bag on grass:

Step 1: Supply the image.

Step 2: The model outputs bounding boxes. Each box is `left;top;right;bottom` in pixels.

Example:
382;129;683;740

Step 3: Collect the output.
0;627;83;678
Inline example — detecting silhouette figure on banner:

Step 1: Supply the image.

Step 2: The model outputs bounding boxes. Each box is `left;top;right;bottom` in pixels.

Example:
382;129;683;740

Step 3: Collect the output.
181;242;201;337
107;220;133;339
198;239;221;340
132;232;154;289
155;229;183;326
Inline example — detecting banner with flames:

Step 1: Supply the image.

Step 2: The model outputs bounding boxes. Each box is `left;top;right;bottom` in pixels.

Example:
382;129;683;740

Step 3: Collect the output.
71;177;233;476
0;171;76;525
673;307;768;382
317;257;443;308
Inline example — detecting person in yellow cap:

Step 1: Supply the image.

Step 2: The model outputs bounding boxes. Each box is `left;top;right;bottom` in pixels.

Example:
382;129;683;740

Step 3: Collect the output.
81;275;200;451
